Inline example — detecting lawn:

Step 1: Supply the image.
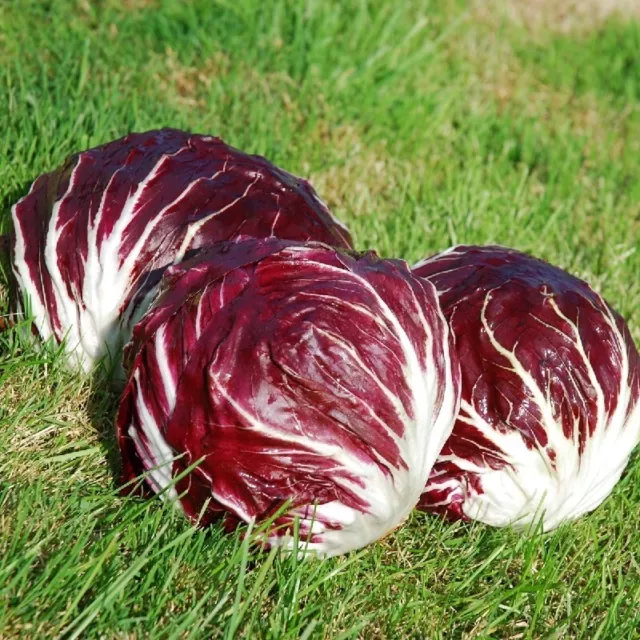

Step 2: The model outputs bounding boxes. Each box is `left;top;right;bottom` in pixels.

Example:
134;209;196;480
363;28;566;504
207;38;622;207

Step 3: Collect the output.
1;0;640;637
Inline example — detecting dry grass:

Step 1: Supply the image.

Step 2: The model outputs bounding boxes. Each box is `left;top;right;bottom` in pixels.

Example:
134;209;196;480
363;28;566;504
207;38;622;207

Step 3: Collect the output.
0;361;113;488
156;48;232;110
476;0;640;34
446;7;640;160
77;0;158;13
304;124;404;217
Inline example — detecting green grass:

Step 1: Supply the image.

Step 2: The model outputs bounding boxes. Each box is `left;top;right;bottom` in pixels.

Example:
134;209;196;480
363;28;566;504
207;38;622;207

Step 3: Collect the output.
2;0;640;637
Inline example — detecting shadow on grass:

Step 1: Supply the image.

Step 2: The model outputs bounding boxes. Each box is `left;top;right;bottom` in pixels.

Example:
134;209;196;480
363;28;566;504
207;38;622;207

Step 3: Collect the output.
86;367;125;488
0;313;122;485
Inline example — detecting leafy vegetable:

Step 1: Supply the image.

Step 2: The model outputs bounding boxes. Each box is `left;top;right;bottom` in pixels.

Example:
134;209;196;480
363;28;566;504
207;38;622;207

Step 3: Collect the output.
414;245;640;530
11;129;352;372
118;237;460;557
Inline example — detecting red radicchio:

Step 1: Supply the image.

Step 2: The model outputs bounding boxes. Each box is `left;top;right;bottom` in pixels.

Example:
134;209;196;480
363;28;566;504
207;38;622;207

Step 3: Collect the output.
11;129;352;372
414;245;640;530
117;237;461;557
